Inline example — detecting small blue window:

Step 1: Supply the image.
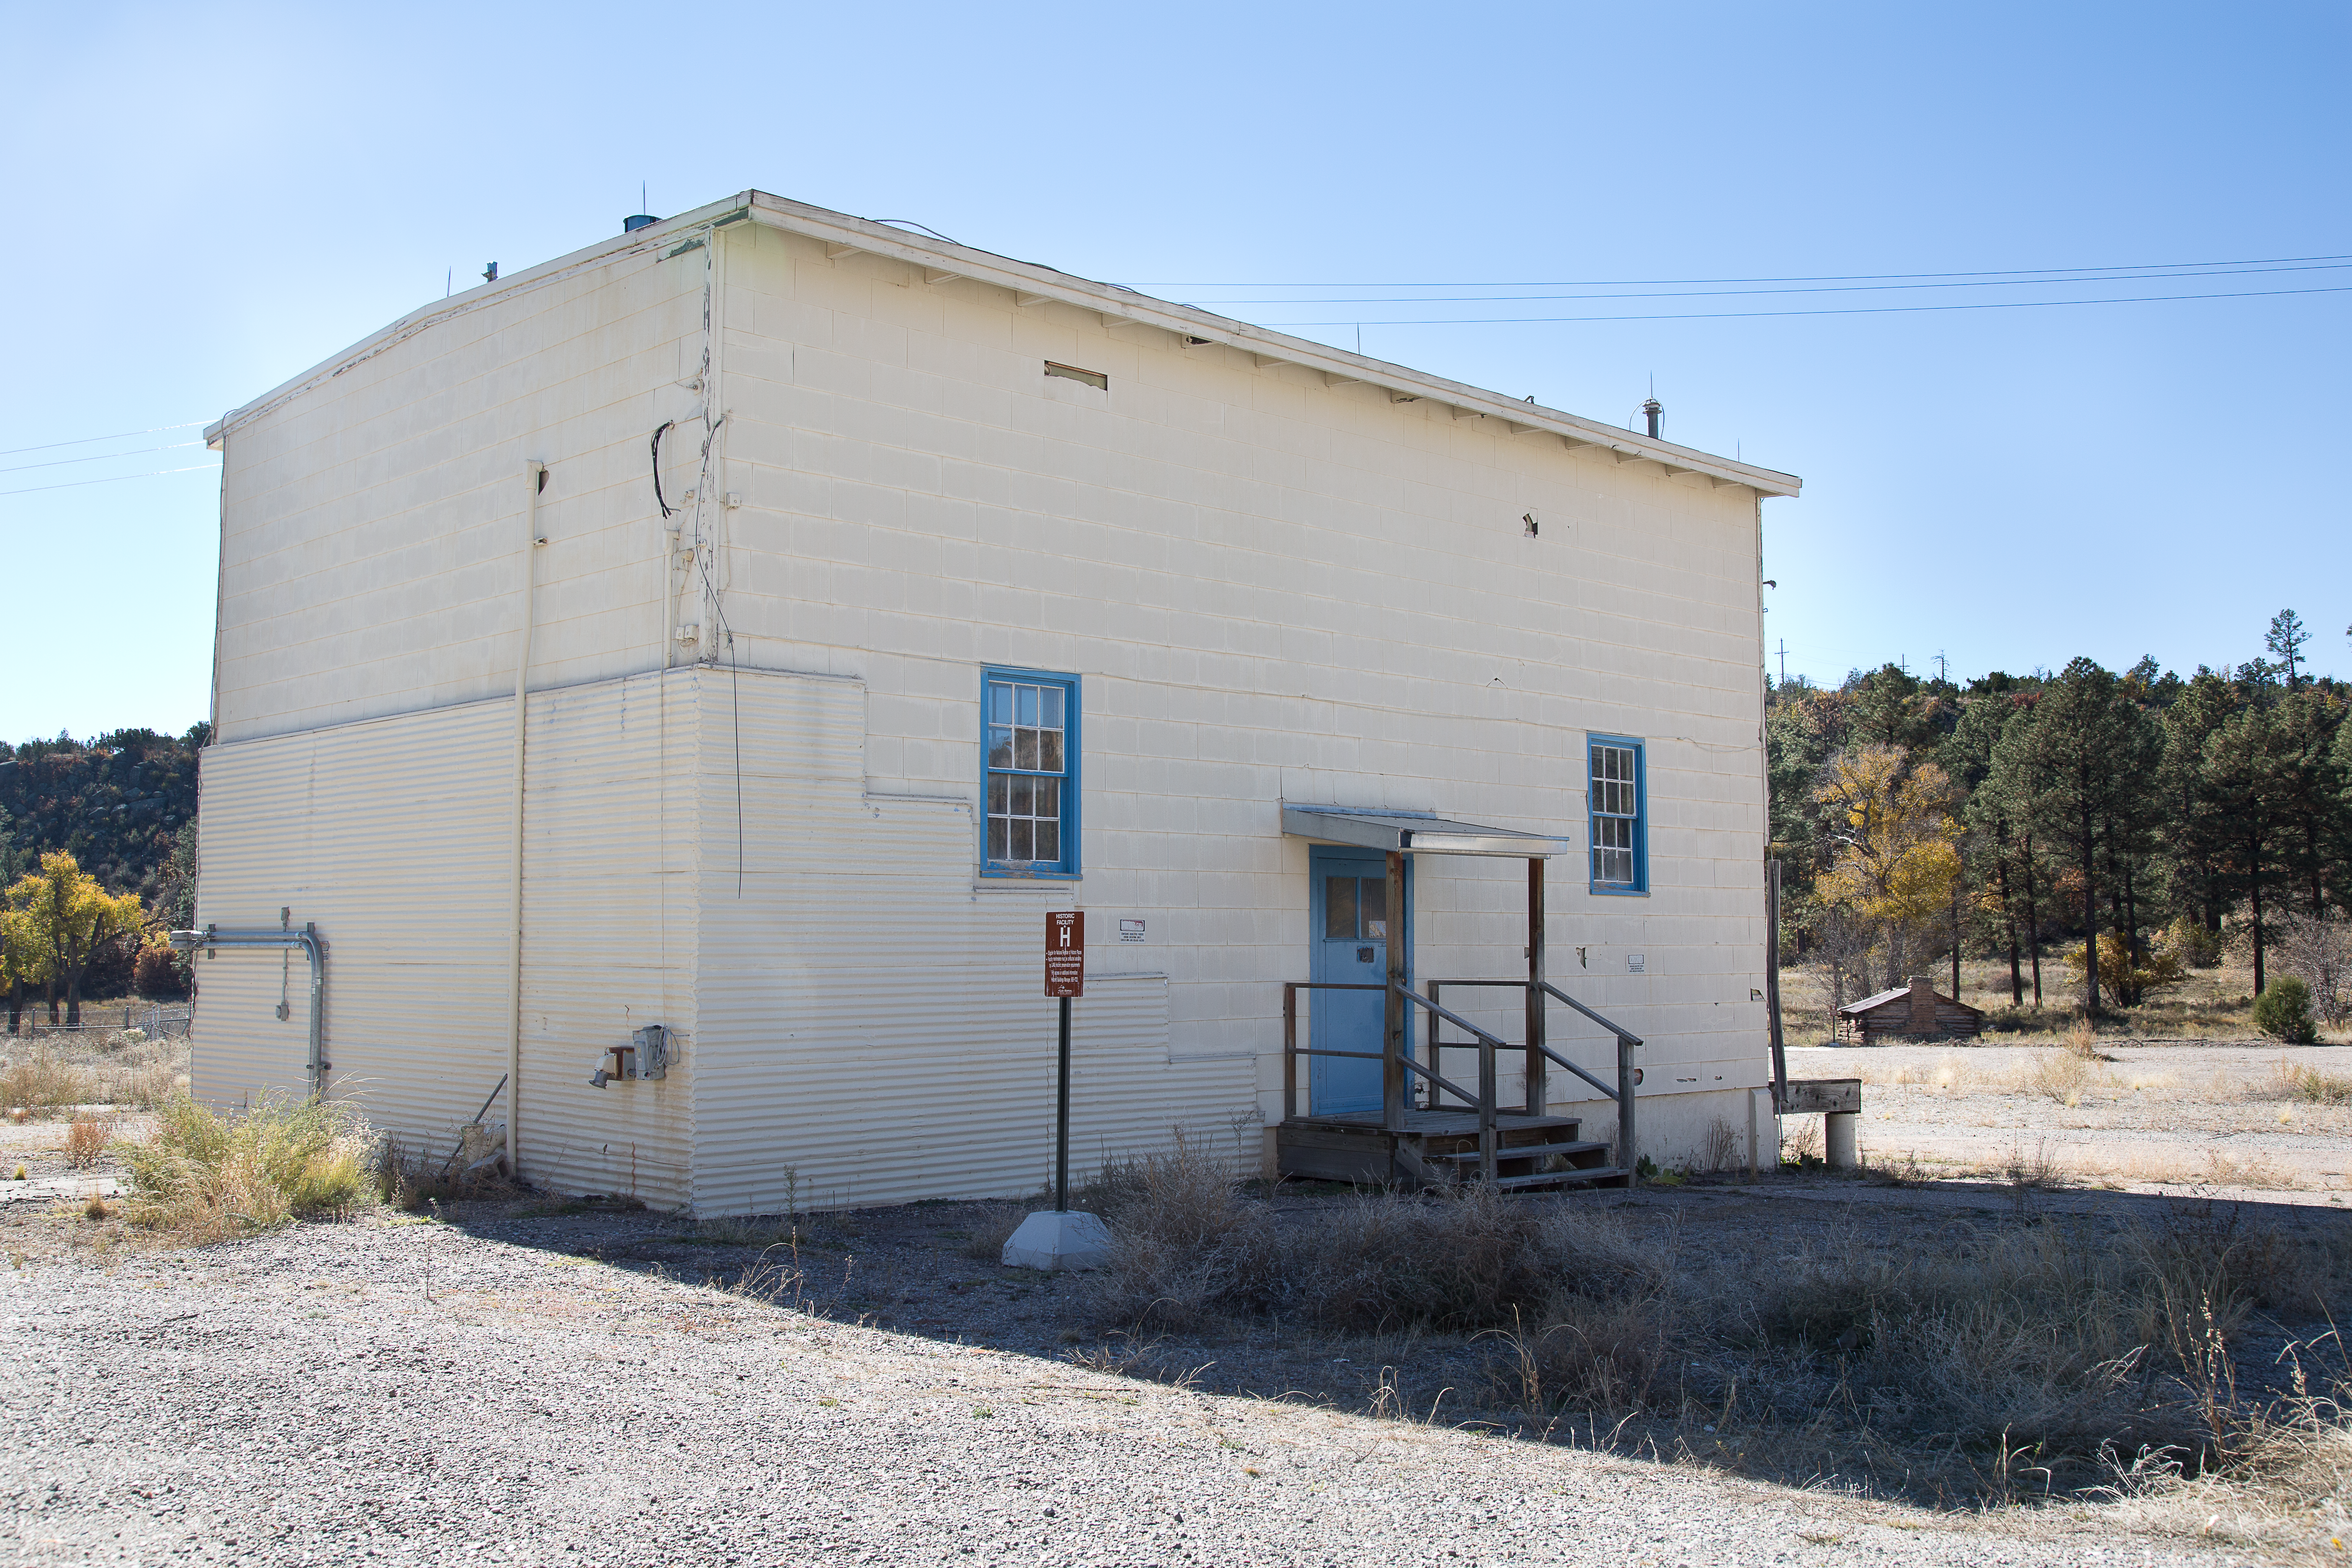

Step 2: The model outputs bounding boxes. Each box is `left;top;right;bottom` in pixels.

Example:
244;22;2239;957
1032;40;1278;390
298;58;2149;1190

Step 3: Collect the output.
1588;735;1646;894
982;667;1080;878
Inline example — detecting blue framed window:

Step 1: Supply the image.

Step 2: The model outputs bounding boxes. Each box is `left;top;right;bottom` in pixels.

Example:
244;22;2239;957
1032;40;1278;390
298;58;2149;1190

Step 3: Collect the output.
1588;735;1646;894
982;667;1080;877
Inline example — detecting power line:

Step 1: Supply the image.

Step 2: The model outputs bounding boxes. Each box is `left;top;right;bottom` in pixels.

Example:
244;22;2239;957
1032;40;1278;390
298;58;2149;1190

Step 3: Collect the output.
0;421;208;459
1173;259;2352;308
0;464;219;499
1249;282;2352;327
1139;251;2352;290
0;441;205;477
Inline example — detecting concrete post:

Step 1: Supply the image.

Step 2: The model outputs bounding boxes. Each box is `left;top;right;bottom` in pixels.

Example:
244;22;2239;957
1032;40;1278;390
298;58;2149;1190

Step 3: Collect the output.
1824;1111;1859;1170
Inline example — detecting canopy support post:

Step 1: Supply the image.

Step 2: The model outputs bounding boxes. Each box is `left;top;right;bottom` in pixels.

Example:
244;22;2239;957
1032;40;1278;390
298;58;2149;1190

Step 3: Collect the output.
1525;857;1547;1114
1383;849;1407;1131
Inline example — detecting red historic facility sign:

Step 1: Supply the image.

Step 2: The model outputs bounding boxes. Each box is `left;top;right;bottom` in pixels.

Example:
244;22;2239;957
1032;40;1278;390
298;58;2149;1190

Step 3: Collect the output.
1045;911;1085;998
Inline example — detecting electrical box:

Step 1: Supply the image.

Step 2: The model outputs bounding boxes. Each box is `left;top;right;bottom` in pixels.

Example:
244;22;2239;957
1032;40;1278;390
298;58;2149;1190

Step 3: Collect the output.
633;1024;670;1080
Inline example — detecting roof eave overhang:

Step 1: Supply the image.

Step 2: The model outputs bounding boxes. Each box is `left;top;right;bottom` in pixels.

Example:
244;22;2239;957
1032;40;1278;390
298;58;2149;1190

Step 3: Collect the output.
204;189;1802;499
205;192;761;448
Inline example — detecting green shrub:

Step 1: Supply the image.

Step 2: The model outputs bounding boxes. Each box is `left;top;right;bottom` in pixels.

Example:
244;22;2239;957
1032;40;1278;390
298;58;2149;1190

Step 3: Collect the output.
2252;977;2318;1044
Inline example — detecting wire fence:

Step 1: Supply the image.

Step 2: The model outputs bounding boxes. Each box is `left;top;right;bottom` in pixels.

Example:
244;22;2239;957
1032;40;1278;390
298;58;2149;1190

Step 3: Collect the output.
11;1004;193;1041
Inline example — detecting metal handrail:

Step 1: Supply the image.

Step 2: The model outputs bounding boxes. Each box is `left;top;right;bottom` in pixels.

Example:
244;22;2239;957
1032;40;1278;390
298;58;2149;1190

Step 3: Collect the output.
1285;976;1637;1187
1390;982;1504;1181
1538;980;1642;1047
1413;976;1641;1183
1423;978;1634;1098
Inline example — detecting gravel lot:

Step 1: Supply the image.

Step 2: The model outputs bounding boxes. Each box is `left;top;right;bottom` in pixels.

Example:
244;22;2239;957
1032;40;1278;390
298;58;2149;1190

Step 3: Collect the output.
1786;1038;2352;1198
3;1209;2268;1568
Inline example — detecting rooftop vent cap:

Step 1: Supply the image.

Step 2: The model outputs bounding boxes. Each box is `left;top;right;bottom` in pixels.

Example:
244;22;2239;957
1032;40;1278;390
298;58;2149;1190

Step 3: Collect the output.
623;214;658;234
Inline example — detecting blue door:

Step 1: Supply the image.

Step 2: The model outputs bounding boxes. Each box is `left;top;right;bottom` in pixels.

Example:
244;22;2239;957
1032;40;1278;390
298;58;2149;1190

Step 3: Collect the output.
1308;846;1411;1116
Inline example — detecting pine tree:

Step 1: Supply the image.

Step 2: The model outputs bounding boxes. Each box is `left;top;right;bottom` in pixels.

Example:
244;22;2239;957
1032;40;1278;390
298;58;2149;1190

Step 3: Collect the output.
2266;609;2312;687
2007;659;2160;1015
2155;670;2240;935
2269;689;2348;915
2201;706;2301;993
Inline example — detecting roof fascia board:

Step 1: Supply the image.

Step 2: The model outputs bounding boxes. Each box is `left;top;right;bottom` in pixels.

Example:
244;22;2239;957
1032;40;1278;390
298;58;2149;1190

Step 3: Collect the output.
745;192;1798;497
204;193;758;448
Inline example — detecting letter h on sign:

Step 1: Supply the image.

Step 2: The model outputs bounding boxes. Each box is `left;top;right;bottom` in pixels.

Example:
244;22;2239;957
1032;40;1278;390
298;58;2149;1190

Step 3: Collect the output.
1045;911;1085;997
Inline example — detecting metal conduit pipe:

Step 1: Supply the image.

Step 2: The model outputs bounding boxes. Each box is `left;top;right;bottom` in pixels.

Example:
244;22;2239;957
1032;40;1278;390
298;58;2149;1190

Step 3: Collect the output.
170;926;327;1095
508;461;545;1178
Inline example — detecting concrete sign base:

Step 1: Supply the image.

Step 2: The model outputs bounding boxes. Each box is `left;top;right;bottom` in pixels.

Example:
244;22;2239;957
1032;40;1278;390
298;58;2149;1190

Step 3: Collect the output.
1002;1209;1113;1271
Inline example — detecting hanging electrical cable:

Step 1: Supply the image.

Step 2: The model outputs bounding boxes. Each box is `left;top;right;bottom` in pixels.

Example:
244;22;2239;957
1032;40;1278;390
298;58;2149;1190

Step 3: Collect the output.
649;420;677;518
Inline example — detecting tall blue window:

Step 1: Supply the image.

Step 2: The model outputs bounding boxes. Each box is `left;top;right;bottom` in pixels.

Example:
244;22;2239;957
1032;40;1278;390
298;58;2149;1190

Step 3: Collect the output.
983;668;1080;877
1588;735;1646;893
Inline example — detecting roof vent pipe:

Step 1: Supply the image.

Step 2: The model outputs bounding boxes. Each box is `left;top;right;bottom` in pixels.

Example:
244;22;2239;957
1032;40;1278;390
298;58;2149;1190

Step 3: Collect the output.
1642;396;1662;440
623;213;657;234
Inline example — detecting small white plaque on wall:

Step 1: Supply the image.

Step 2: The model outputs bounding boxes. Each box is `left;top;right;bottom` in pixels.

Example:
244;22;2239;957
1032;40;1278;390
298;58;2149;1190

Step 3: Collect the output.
1626;953;1646;973
1118;918;1147;943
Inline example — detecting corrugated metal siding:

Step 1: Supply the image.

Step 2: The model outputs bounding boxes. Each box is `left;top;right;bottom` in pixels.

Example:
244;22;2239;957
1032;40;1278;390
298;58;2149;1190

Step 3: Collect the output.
193;699;514;1134
513;669;697;1205
689;670;1253;1215
194;671;704;1207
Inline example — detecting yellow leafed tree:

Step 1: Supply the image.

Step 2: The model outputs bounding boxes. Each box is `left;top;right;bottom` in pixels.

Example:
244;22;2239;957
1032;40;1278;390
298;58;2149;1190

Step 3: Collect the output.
1;903;55;1035
1813;745;1961;991
4;852;148;1027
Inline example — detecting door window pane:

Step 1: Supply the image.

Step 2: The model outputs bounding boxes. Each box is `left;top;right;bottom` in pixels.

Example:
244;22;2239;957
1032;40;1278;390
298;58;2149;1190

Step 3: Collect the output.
1360;876;1387;938
1324;875;1359;939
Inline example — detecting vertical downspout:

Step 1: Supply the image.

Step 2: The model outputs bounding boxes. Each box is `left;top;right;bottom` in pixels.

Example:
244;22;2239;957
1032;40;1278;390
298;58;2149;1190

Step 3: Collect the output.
508;461;544;1176
1755;492;1781;1154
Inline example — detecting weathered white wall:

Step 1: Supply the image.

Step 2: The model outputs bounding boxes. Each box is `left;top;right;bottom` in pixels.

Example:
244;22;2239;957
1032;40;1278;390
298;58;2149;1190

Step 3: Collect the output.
200;200;1779;1196
707;222;1771;1143
687;669;1252;1213
194;674;702;1207
211;236;716;745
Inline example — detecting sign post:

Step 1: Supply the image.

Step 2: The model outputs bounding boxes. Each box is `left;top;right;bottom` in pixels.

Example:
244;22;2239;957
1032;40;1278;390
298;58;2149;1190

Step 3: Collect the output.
1003;910;1110;1272
1043;910;1085;1211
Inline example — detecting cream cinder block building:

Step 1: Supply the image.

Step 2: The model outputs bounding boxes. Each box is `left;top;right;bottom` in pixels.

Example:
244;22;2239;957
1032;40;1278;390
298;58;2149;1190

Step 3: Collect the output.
194;191;1799;1212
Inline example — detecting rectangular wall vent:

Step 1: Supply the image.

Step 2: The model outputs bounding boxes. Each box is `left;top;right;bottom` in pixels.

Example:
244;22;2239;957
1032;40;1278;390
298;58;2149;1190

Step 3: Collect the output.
1044;361;1108;391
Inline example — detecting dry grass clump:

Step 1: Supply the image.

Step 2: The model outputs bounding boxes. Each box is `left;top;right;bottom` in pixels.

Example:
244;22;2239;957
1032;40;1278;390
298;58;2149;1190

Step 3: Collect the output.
376;1125;522;1211
958;1202;1026;1261
0;1048;97;1118
2023;1047;2097;1105
89;1035;185;1111
2104;1336;2352;1558
1089;1135;2350;1510
693;1212;801;1249
1089;1136;1604;1334
2062;1016;2103;1059
118;1093;375;1244
63;1114;113;1169
2273;1062;2352;1105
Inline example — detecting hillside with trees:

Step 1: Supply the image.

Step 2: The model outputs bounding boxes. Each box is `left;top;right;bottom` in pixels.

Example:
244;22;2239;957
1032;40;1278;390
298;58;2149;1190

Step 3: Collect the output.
1;726;206;1025
1771;609;2349;1036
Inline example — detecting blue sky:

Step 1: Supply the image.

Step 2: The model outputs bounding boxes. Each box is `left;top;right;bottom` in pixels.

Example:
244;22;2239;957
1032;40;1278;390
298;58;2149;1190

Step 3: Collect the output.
4;1;2345;740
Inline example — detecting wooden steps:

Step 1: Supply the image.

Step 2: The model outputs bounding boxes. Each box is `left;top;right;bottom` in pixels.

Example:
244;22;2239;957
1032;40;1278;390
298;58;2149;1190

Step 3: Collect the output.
1434;1139;1609;1165
1275;1110;1627;1191
1493;1166;1626;1190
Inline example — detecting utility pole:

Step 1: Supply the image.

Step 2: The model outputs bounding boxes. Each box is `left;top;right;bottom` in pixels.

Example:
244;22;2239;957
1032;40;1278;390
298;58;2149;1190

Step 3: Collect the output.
1775;640;1788;686
1934;651;1948;683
